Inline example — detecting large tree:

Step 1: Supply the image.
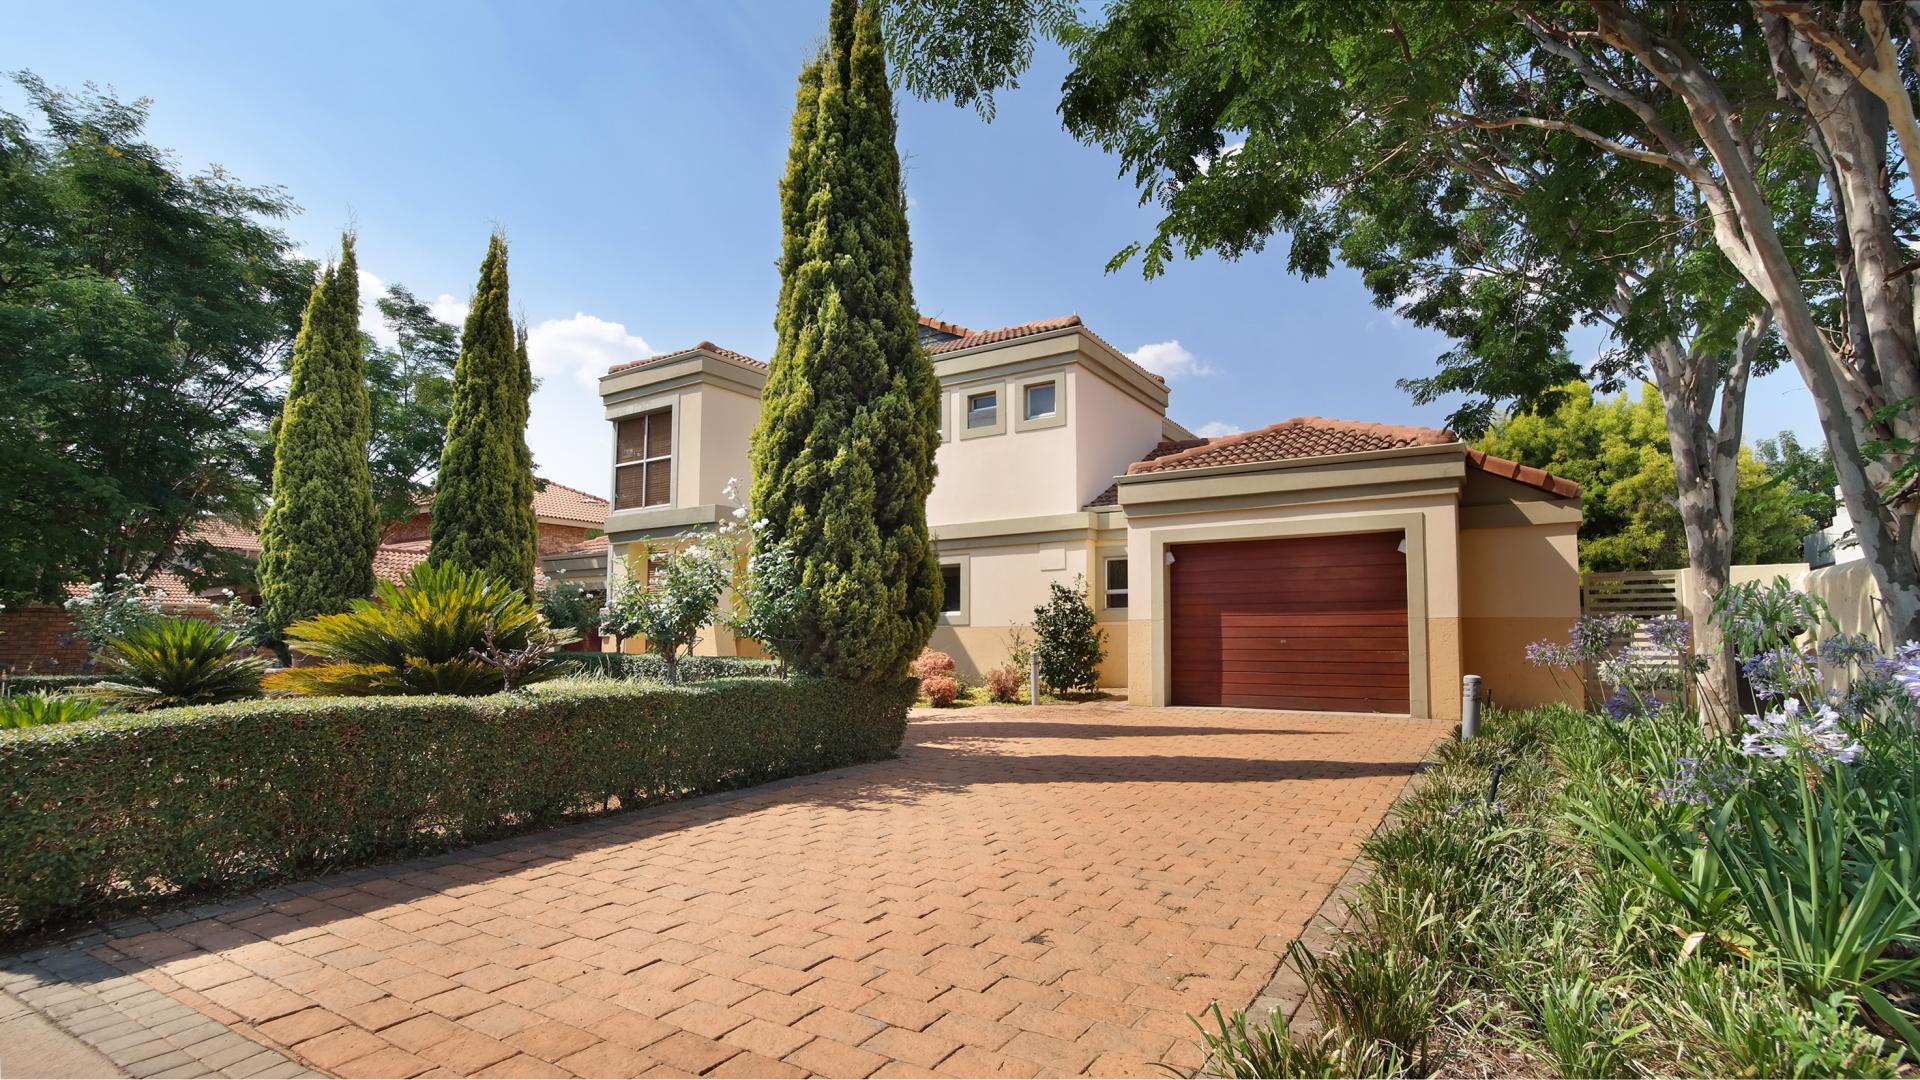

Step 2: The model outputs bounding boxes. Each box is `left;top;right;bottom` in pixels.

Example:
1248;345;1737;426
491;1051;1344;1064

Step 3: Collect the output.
428;234;538;595
0;73;311;605
257;235;379;631
890;0;1920;646
749;0;942;683
365;284;459;526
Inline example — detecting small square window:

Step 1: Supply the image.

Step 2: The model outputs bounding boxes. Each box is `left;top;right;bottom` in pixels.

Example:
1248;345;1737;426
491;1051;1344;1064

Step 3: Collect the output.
966;391;998;429
1023;382;1056;420
940;564;963;614
1103;557;1129;610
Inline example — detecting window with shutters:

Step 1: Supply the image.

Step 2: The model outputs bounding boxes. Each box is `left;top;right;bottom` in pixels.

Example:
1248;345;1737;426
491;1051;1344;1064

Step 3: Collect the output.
614;407;673;510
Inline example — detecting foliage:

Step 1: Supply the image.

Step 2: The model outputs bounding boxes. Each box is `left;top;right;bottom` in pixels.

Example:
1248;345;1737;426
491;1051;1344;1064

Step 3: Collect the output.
538;582;603;637
61;576;166;651
920;673;960;707
1478;384;1812;571
1756;430;1841;534
0;676;914;934
265;562;565;697
1031;577;1105;693
257;233;379;632
909;649;955;681
551;653;779;683
749;0;943;683
599;533;732;684
208;593;272;650
984;663;1023;704
429;234;539;596
0;73;313;606
84;618;267;712
0;674;100;694
0;692;107;729
1188;1001;1405;1079
364;284;459;525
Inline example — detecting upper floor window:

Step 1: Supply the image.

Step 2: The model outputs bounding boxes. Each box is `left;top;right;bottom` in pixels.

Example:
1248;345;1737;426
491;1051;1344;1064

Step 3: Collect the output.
1023;381;1057;420
966;390;998;429
614;407;672;510
1103;556;1129;610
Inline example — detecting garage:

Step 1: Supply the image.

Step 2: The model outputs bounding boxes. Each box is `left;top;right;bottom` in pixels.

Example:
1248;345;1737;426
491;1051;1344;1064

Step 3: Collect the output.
1169;532;1410;712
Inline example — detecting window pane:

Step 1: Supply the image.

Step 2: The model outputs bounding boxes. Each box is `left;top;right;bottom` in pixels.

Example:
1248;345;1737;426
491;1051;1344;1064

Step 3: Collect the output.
616;417;648;462
941;565;963;614
644;459;671;506
1024;382;1056;419
1107;559;1128;591
966;392;997;429
643;408;672;457
614;464;647;509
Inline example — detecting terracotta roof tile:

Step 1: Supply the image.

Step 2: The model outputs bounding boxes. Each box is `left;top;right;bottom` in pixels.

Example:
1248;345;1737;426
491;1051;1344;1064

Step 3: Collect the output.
923;316;1082;354
545;536;609;557
532;480;610;526
1085;438;1212;508
1465;449;1582;498
373;544;431;584
917;315;975;339
606;341;767;375
1128;417;1458;475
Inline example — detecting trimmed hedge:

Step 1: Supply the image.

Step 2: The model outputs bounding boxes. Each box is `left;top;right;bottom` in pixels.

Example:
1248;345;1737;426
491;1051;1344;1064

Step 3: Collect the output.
555;652;781;681
0;676;912;935
1;673;103;693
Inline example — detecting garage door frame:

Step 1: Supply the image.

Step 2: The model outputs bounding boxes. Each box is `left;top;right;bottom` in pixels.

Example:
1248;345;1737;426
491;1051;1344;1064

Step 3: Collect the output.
1145;512;1432;716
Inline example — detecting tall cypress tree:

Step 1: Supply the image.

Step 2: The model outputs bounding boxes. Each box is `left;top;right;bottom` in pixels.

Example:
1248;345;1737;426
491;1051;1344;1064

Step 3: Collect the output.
258;233;378;631
750;0;942;683
429;234;538;595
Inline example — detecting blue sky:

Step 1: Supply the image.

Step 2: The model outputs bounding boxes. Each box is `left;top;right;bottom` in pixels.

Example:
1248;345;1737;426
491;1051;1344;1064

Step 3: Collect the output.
8;1;1819;498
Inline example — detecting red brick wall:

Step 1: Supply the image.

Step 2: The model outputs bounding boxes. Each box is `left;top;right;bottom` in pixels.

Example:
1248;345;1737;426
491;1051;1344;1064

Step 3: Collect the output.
381;512;432;545
0;606;93;672
537;524;595;555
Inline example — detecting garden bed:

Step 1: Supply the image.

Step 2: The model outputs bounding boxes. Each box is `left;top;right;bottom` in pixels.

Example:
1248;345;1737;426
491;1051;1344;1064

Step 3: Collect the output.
0;676;912;937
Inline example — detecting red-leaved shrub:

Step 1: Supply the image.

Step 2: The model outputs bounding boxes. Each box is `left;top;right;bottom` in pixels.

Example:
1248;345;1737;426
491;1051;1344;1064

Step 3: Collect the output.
921;674;960;707
909;648;955;681
985;663;1023;703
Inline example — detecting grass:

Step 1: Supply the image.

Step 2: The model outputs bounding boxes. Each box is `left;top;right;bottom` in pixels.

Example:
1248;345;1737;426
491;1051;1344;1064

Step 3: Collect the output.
1191;704;1915;1078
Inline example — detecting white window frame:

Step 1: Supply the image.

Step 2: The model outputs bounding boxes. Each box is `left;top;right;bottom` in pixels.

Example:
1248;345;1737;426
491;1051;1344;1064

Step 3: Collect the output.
958;385;1008;440
1012;373;1067;432
938;555;971;625
1102;555;1129;611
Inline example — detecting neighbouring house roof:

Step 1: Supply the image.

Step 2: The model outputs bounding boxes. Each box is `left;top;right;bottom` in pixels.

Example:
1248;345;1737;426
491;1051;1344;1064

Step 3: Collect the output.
372;541;431;584
1465;448;1583;498
1085;438;1212;508
531;480;611;527
545;536;609;558
606;341;767;375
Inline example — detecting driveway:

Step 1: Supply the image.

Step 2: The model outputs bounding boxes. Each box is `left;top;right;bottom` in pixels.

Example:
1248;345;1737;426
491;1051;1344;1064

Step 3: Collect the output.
1;704;1448;1079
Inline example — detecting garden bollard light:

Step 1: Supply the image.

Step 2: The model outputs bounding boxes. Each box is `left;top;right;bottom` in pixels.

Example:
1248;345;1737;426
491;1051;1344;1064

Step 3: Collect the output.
1031;651;1041;706
1462;674;1482;739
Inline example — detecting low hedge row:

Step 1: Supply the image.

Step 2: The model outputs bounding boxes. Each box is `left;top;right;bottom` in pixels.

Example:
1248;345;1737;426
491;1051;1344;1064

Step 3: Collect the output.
554;652;781;681
1;673;102;692
0;676;912;935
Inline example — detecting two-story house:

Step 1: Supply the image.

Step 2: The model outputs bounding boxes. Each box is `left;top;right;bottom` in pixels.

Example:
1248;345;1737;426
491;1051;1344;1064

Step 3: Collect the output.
595;313;1583;720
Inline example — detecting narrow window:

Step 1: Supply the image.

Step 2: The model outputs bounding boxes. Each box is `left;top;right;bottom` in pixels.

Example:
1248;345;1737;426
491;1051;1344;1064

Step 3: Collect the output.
1104;557;1129;610
614;407;673;510
1023;381;1056;420
966;391;998;429
941;564;964;614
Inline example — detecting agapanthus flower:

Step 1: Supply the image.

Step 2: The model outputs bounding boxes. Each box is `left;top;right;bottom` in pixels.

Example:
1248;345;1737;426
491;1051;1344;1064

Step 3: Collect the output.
1525;640;1577;668
1741;646;1816;701
1603;689;1663;721
1739;700;1863;766
1569;614;1634;662
1655;756;1742;806
1891;641;1920;704
1644;615;1692;654
1816;633;1879;667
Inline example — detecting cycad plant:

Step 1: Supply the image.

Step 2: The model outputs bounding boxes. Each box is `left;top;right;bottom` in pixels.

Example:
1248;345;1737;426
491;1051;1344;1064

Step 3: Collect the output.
88;618;269;711
0;692;109;728
266;562;569;696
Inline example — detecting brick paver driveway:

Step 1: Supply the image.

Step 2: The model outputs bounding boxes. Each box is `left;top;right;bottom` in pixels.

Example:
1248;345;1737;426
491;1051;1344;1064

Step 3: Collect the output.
4;703;1447;1079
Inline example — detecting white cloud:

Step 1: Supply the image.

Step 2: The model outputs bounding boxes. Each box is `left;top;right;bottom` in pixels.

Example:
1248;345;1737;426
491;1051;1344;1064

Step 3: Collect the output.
1126;339;1216;382
429;293;469;327
526;312;655;389
1193;420;1241;438
356;268;396;348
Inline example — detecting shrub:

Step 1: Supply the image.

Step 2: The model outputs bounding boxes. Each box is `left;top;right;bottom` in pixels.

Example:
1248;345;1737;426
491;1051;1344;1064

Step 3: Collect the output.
600;532;731;683
0;676;914;933
921;674;960;707
265;562;568;697
62;575;166;653
539;581;602;637
554;653;780;682
1032;576;1106;692
0;674;102;693
85;619;267;712
909;648;955;681
0;693;108;729
985;663;1023;703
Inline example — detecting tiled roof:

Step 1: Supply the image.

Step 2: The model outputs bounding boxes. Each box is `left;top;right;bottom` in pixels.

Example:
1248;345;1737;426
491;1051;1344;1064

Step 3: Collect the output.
373;544;431;584
532;480;610;526
187;519;261;554
917;315;974;340
1466;449;1583;498
1128;417;1458;475
606;341;767;375
924;315;1084;355
544;536;609;558
1085;438;1212;508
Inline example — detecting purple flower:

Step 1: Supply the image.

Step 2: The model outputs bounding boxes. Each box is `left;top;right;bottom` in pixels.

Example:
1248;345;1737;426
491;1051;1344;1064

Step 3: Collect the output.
1604;688;1663;721
1739;700;1863;767
1742;646;1815;701
1525;640;1577;668
1569;614;1634;662
1817;633;1878;667
1891;640;1920;704
1656;756;1741;806
1645;616;1692;654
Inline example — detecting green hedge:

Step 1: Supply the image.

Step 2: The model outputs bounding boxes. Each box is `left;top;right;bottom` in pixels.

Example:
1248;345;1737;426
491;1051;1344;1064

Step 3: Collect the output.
1;673;104;693
554;652;781;681
0;677;911;935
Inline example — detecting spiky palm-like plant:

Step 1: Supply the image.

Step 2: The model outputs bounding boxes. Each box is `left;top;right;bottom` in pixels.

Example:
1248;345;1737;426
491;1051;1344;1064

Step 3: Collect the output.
266;562;569;697
0;692;109;728
88;619;269;711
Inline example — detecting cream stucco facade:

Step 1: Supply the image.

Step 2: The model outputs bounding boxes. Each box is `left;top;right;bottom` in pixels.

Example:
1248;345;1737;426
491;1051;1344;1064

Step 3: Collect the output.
595;318;1584;717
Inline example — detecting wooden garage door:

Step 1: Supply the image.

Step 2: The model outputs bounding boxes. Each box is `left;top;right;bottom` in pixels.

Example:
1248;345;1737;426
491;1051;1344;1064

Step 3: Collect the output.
1170;533;1410;712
